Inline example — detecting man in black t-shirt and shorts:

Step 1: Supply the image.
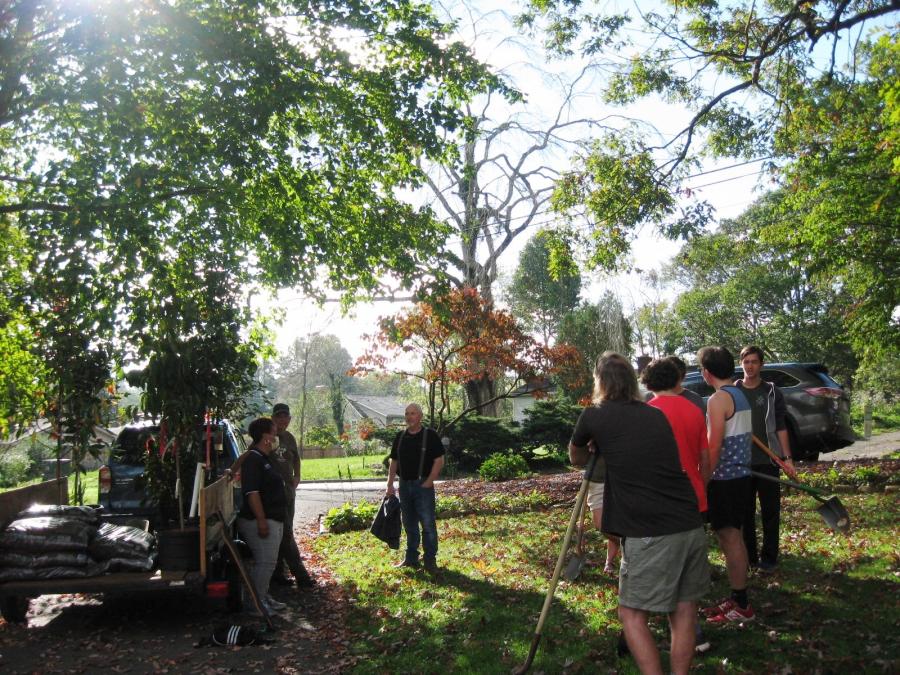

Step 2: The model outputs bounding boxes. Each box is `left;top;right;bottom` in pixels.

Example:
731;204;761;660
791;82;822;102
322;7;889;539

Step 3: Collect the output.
386;403;445;572
570;352;708;674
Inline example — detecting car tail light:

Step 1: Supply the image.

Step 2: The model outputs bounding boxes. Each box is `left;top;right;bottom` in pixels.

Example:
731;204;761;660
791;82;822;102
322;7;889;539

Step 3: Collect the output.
99;466;111;494
804;387;843;399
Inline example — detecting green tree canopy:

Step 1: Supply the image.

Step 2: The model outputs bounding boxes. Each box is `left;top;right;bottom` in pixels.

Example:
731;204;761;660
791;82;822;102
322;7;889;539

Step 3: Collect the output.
556;292;632;403
0;0;500;433
519;1;898;364
664;191;858;383
505;231;581;345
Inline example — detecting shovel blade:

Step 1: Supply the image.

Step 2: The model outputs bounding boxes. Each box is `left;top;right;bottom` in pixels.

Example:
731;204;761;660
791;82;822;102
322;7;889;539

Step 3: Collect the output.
817;497;851;534
563;554;586;582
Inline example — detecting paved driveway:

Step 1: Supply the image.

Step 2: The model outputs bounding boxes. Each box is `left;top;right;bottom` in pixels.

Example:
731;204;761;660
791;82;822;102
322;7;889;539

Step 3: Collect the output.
824;429;900;461
293;480;388;525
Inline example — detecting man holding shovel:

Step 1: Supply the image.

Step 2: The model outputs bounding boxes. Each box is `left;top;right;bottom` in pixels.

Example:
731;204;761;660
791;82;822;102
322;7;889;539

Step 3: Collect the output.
735;346;797;573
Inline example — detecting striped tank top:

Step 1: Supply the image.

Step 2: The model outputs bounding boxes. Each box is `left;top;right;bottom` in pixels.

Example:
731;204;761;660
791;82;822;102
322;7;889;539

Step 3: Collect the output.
712;385;752;480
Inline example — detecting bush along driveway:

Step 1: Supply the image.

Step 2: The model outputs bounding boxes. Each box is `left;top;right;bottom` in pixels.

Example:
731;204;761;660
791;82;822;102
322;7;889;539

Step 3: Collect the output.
304;462;900;674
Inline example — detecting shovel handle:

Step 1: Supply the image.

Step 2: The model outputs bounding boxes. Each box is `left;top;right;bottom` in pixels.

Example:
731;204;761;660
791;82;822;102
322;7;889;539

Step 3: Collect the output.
750;470;830;503
751;435;792;473
515;451;598;675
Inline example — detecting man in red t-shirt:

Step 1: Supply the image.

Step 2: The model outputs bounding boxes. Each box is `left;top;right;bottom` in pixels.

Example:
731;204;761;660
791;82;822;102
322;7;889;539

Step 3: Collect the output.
642;359;710;513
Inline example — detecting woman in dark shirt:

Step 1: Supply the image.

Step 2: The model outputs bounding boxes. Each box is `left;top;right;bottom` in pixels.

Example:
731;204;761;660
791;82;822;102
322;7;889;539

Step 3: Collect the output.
236;417;287;616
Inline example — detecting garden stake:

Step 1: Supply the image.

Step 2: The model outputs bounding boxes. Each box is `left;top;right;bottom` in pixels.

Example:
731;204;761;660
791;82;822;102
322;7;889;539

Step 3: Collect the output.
751;435;851;534
514;452;598;675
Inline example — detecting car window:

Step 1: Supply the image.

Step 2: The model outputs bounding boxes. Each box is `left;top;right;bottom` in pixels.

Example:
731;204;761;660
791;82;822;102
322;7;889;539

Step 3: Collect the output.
761;370;800;388
111;427;158;465
812;370;843;388
684;378;715;398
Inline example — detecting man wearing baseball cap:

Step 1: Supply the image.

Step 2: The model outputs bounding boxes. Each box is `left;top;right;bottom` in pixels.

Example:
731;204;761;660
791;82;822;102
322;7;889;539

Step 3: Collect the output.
270;403;314;588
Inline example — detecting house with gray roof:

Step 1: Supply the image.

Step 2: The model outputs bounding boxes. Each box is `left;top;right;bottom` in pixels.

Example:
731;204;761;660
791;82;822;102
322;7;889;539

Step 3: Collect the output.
344;395;408;428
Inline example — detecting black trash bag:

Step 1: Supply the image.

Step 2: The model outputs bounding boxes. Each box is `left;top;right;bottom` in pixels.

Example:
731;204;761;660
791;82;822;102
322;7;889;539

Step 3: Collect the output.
0;550;93;568
196;624;276;647
369;495;402;550
17;504;100;525
0;560;108;581
89;523;156;561
0;516;93;552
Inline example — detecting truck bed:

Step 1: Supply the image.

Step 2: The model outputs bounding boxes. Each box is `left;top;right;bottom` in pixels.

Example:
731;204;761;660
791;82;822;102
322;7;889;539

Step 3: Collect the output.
0;569;205;597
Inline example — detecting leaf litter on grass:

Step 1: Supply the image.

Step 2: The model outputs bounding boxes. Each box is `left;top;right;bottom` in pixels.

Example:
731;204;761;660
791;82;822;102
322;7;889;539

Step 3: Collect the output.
307;470;900;674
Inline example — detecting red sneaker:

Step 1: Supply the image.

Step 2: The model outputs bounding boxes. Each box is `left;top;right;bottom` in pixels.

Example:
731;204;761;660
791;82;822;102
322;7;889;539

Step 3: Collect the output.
702;598;735;617
706;603;756;624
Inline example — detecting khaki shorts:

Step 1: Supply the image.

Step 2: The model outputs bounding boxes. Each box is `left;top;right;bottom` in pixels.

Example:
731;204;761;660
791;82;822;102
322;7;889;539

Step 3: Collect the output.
586;481;605;512
619;527;709;613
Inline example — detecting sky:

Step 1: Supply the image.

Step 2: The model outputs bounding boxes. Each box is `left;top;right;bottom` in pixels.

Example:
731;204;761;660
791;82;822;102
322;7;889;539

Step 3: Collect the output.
259;2;777;363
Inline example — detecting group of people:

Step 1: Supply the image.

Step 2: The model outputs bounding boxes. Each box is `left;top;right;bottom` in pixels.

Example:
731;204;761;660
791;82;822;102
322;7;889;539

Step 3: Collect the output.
230;403;315;619
568;345;794;673
233;346;793;672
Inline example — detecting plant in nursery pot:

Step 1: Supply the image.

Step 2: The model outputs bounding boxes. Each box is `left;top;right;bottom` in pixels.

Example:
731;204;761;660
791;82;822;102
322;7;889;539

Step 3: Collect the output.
125;268;266;536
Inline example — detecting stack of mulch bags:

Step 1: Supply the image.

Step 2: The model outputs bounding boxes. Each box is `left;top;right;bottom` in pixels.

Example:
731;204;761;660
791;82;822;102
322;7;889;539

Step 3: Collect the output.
0;504;157;581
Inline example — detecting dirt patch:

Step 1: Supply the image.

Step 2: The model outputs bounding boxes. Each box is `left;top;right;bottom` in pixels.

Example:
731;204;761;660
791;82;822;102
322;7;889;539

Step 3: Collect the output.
0;522;359;674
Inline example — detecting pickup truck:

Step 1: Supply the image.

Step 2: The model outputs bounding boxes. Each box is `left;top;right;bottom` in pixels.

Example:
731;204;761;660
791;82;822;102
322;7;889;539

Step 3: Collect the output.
99;419;246;526
0;474;242;623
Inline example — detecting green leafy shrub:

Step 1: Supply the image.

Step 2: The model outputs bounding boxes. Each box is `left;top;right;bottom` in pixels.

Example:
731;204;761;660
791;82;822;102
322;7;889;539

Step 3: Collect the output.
369;426;400;449
851;466;884;487
0;455;36;488
306;425;341;447
324;500;377;533
478;452;529;481
436;494;467;518
519;398;582;458
449;416;522;470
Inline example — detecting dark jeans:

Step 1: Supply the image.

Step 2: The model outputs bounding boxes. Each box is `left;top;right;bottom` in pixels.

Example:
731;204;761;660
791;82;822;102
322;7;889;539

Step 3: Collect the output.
275;488;312;582
743;463;781;566
398;479;438;565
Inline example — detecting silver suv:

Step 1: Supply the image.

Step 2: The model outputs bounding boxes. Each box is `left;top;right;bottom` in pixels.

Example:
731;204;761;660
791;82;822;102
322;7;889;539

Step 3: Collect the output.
681;363;855;461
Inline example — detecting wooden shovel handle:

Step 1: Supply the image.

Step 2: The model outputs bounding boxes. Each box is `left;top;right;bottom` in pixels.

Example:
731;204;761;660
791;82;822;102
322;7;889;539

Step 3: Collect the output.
751;434;791;473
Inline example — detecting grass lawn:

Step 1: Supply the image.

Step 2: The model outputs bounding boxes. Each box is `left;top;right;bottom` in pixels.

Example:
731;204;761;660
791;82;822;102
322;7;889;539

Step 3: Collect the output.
301;453;388;481
851;399;900;437
0;471;99;505
311;489;900;674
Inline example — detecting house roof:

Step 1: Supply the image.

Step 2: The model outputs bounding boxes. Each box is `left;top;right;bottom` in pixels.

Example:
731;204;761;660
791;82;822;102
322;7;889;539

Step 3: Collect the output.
509;379;555;397
344;395;408;420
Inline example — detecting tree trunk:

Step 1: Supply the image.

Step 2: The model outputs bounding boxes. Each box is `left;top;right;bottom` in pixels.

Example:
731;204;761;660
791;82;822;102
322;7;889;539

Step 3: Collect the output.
464;376;499;417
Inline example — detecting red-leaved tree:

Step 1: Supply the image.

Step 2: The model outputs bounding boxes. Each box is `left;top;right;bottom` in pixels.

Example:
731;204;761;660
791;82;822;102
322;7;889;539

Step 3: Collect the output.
352;287;581;433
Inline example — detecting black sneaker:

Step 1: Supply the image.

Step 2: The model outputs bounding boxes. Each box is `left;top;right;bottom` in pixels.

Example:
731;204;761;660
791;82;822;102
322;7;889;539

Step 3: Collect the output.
296;575;316;588
616;631;630;658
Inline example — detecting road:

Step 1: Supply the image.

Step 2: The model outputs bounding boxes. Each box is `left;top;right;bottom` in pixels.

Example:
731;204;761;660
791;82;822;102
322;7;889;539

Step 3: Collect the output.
824;429;900;461
291;431;900;525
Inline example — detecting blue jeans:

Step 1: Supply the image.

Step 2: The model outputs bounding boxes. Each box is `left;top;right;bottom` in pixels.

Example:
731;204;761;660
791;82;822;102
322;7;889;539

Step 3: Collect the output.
398;479;438;565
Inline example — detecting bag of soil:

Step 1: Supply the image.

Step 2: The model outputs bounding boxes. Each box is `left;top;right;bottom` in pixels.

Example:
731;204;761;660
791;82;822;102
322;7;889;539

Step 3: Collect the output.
105;553;158;572
0;516;93;552
0;550;93;569
0;560;108;581
16;504;100;525
89;523;156;561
